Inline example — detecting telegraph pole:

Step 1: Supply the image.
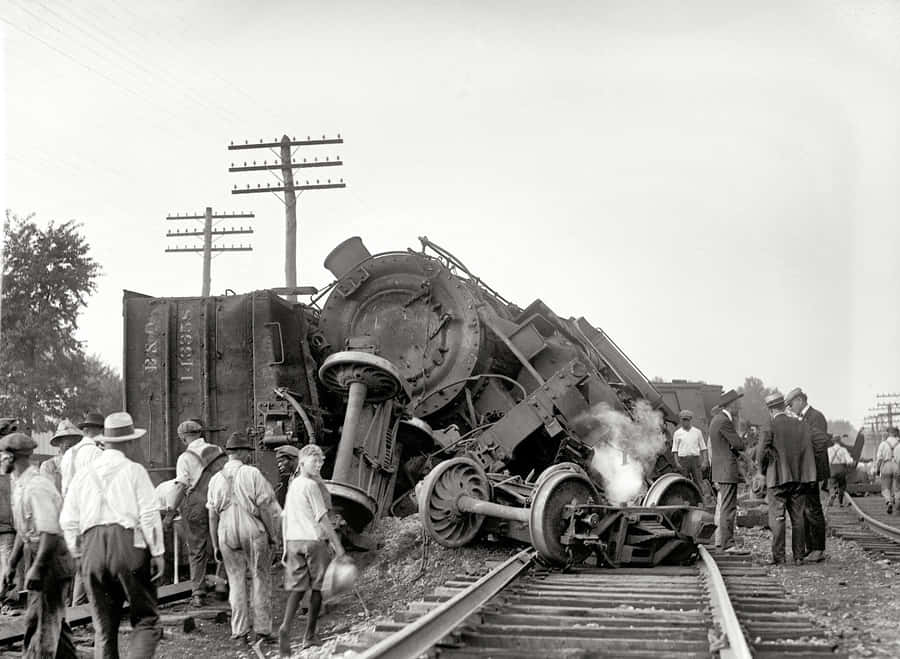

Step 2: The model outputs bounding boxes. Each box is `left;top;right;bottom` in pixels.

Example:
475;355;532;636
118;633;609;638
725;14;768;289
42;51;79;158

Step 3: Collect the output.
227;134;345;297
165;208;255;296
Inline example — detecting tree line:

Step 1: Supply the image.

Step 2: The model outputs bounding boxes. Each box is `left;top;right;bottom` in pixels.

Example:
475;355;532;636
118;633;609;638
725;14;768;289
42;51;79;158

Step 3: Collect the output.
1;211;121;432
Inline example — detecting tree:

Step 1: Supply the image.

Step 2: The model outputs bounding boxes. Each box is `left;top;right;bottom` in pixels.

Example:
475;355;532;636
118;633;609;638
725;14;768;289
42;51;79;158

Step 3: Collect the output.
827;419;857;442
62;354;123;419
737;376;782;429
0;211;101;431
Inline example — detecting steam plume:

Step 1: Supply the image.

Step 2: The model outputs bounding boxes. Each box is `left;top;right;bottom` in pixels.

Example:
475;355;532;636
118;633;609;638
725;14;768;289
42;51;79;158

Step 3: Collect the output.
575;401;667;505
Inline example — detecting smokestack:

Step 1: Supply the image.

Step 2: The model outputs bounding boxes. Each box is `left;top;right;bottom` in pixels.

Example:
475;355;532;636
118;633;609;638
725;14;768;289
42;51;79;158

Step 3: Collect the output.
324;236;372;279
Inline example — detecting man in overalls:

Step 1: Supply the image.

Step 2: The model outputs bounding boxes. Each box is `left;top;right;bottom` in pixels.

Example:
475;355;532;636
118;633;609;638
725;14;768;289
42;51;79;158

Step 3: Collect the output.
164;419;226;607
208;432;282;644
1;432;77;658
59;412;165;658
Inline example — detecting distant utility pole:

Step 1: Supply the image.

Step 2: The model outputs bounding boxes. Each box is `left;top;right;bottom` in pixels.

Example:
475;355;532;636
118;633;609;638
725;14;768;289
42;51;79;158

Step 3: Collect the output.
227;134;345;297
165;207;255;296
871;392;900;429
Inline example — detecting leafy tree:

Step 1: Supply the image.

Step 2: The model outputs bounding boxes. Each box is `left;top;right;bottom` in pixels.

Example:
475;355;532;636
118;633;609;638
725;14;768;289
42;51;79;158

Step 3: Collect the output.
827;419;857;442
62;354;123;420
737;376;782;429
0;211;101;431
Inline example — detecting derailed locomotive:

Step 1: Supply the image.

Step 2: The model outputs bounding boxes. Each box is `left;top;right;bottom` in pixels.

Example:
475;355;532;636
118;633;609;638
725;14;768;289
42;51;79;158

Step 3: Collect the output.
123;236;714;566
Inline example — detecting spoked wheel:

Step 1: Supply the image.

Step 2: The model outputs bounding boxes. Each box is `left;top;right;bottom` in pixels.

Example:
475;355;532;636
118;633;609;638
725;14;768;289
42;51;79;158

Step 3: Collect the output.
643;473;703;507
529;470;597;565
419;457;491;548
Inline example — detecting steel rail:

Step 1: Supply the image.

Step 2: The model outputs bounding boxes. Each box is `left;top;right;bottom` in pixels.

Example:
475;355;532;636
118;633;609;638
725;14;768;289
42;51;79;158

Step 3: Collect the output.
357;549;535;659
845;494;900;542
697;546;753;659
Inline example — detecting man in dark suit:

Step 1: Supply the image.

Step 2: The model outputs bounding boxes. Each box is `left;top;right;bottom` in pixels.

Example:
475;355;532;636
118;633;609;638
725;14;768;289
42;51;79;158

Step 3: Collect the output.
785;387;830;562
708;389;746;552
756;393;817;564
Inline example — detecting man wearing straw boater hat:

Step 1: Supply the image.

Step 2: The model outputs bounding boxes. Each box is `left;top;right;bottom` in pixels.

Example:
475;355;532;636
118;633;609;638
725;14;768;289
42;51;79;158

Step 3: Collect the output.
207;432;282;645
708;389;746;553
42;420;83;495
60;412;165;658
1;432;77;658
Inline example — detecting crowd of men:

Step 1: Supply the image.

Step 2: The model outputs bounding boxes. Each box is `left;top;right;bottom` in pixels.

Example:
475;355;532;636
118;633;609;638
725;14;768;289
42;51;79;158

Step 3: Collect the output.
0;412;346;658
678;386;843;565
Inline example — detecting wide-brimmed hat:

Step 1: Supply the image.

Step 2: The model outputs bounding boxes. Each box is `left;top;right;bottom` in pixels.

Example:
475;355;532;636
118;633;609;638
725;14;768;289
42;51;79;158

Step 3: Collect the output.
718;389;743;408
225;432;253;451
678;409;693;420
765;393;785;409
0;433;37;455
103;412;146;443
784;387;805;405
51;419;83;446
78;412;105;430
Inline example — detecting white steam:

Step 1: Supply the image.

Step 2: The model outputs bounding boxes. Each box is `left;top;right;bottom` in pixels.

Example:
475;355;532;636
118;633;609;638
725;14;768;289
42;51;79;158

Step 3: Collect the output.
577;401;667;505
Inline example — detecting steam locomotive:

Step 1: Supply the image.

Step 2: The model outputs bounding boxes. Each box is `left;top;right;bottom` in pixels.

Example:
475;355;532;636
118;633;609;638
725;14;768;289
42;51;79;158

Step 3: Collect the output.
123;236;714;566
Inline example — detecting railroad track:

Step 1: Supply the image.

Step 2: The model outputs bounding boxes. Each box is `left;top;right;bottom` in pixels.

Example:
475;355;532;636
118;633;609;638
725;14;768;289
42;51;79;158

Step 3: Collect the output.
829;493;900;561
343;547;840;659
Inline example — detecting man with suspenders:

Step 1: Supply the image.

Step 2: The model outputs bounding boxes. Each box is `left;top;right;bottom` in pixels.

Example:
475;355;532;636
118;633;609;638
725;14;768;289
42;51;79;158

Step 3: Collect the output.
207;432;282;644
60;412;165;658
164;419;226;607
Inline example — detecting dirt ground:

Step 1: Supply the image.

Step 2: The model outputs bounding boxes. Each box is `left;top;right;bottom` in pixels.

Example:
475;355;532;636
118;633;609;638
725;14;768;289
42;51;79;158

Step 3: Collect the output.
135;515;510;659
737;522;900;659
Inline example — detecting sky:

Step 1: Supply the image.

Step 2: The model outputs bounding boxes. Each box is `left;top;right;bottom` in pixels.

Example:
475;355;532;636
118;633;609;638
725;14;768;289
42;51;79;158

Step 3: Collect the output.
2;0;899;426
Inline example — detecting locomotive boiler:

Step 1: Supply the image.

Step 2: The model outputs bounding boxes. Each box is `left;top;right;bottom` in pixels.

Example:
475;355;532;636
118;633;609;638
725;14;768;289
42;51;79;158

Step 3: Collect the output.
311;237;714;565
123;235;714;566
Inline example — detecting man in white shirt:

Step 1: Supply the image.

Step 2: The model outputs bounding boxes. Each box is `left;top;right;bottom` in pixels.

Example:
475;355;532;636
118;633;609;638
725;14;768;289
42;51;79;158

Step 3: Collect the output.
826;439;855;507
41;420;82;495
1;432;77;658
875;427;900;514
279;444;344;656
62;414;104;497
164;419;225;607
59;412;165;658
208;432;282;645
671;410;713;502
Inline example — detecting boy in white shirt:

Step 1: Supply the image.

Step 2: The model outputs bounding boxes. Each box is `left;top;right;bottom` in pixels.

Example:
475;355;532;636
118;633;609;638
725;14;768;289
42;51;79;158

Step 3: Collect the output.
278;444;344;656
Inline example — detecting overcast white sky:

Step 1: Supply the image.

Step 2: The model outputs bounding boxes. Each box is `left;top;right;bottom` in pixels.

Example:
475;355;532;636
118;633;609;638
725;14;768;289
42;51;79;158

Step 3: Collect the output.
2;0;899;426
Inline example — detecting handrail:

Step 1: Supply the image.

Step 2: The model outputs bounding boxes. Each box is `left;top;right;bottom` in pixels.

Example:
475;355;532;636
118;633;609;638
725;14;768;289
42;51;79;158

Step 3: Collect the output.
698;545;753;659
358;549;534;659
845;494;900;541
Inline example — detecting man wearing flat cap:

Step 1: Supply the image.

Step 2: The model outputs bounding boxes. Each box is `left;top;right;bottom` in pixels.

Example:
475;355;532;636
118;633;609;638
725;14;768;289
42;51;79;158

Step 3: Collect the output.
1;432;77;658
785;387;830;562
672;410;713;503
208;432;282;645
165;419;226;607
60;412;165;658
756;393;817;564
708;389;746;552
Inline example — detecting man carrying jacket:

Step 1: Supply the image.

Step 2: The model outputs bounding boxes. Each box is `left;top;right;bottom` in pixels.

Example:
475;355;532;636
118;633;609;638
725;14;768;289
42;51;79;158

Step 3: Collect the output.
785;387;829;562
756;393;817;564
708;389;745;552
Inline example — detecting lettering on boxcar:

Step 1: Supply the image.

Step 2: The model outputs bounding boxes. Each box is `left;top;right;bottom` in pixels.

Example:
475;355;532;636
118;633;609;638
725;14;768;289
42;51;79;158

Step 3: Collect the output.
143;315;161;373
177;308;194;381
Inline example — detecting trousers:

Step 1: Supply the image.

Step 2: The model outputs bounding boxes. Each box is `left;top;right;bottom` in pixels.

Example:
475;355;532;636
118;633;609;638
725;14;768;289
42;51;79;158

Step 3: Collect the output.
801;481;826;553
768;483;806;562
22;541;76;659
220;531;272;637
82;524;161;659
678;456;713;499
714;482;738;549
183;496;212;598
827;465;848;507
880;463;900;506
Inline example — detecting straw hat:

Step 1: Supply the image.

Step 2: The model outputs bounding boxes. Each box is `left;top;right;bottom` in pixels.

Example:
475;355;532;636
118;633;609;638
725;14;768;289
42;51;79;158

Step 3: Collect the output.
51;419;83;447
103;412;147;443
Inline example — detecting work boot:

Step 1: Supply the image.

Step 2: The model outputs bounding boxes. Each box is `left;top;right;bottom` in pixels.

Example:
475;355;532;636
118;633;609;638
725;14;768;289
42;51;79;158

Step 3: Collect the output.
888;502;893;515
804;550;825;563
